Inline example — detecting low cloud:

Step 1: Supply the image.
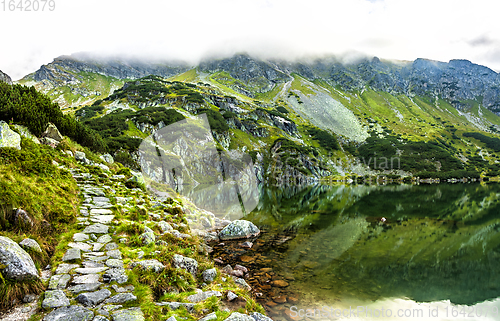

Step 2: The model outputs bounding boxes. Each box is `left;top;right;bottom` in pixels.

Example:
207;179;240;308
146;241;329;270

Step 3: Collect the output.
2;0;500;79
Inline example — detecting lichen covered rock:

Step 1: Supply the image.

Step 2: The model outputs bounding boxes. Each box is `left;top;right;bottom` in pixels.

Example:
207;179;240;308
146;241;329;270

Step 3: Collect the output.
218;220;260;240
0;236;39;281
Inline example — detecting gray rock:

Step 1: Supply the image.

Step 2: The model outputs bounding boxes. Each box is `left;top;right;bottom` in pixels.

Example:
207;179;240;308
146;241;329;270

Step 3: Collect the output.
69;242;93;252
106;259;124;268
100;154;114;164
140;232;155;245
77;288;112;306
91;215;115;224
130;259;165;273
111;307;145;321
72;274;100;284
97;234;113;243
199;312;217;321
48;274;71;290
75;151;91;165
23;293;37;303
93;316;109;321
112;284;134;293
218;220;260;240
173;254;198;275
75;267;108;274
41;289;70;308
249;312;273;321
224;313;254;321
62;248;81;262
55;263;79;274
91;209;113;215
0;236;39;280
0;121;21;150
155;302;194;313
227;291;238;301
73;233;90;242
105;243;118;251
43;305;94;321
157;221;173;233
19;238;42;253
166;317;177;321
12;124;39;144
107;249;122;259
186;290;222;303
42;123;64;142
0;70;12;85
12;208;33;228
202;268;217;282
104;293;137;304
103;268;128;284
83;223;109;234
67;282;102;294
232;276;251;290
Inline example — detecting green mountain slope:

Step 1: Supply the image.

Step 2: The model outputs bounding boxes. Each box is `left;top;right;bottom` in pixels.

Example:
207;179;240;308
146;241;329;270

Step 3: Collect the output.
17;53;500;181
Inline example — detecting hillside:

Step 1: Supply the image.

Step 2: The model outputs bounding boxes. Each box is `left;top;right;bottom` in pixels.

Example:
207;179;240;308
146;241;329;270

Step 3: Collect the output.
17;53;500;181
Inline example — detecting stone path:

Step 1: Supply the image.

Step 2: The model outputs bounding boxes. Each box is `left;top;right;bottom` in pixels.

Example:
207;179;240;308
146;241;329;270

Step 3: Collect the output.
40;169;144;321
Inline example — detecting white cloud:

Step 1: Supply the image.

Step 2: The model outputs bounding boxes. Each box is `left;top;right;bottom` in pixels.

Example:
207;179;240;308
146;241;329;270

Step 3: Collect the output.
2;0;500;79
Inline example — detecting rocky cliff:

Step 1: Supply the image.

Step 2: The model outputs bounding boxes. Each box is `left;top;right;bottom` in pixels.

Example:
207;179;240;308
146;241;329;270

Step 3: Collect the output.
0;70;12;85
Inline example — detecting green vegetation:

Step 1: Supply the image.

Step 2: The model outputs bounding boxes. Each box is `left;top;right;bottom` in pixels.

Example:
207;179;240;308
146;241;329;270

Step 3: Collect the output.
355;135;464;173
0;83;106;152
0;138;81;307
82;107;185;152
197;109;229;133
306;127;340;152
463;132;500;152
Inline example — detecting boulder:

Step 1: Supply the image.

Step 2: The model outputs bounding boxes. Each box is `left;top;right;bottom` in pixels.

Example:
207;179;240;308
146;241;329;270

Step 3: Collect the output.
0;236;39;280
40;137;59;148
130;259;165;273
42;123;63;142
42;289;70;308
0;121;21;150
76;288;111;307
186;290;221;303
224;313;254;321
75;151;91;165
202;268;217;282
218;220;260;240
12;124;40;144
140;232;155;245
250;312;273;321
173;254;198;275
12;208;34;228
100;153;114;164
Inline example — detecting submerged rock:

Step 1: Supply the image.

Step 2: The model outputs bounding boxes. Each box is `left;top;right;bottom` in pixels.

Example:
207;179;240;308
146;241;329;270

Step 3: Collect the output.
0;236;39;280
219;220;260;240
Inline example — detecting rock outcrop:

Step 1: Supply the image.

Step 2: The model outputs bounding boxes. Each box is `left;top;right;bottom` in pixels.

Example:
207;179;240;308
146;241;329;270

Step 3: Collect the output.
0;69;12;85
0;121;21;150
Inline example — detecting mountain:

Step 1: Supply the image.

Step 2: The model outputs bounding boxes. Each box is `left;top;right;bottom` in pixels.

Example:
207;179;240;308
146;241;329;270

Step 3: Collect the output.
0;70;12;85
15;53;500;182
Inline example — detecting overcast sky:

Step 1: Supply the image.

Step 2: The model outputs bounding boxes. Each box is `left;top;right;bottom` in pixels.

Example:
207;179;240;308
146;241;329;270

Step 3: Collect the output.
2;0;500;80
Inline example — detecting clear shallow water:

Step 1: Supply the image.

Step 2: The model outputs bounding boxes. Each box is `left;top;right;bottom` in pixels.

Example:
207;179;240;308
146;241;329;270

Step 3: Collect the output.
240;183;500;320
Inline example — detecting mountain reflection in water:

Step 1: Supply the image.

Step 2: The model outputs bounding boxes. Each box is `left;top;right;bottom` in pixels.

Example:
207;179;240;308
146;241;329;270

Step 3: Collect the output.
242;183;500;314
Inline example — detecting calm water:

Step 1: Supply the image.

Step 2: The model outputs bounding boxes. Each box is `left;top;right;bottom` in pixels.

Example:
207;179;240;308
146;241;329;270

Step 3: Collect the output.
234;183;500;320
